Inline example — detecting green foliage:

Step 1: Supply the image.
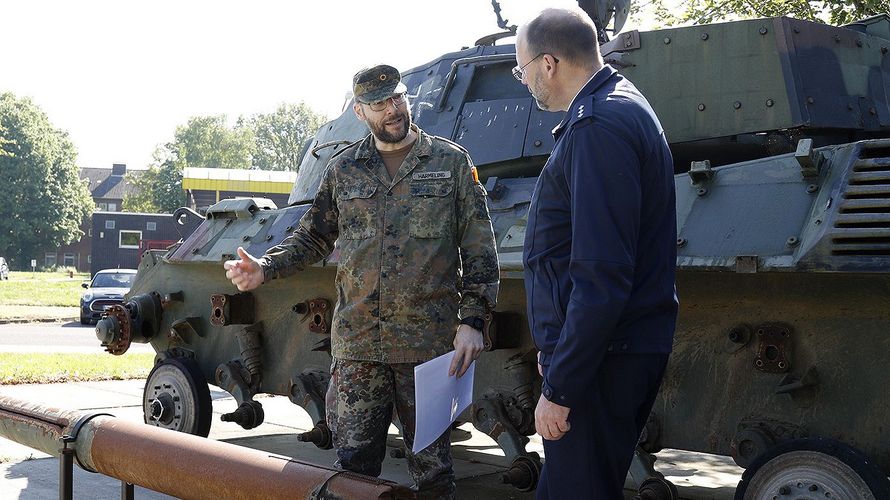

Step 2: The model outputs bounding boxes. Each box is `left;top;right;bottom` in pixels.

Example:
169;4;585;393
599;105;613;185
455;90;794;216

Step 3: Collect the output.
123;115;251;213
123;150;185;213
172;115;254;170
238;102;327;171
125;104;328;212
641;0;888;27
0;93;93;268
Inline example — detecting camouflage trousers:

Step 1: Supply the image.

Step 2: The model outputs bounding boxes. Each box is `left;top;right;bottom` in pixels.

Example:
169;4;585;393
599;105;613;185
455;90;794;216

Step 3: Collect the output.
326;358;455;496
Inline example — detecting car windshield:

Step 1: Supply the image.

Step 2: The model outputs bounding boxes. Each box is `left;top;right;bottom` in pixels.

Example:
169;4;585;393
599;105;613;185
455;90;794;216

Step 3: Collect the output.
91;273;135;288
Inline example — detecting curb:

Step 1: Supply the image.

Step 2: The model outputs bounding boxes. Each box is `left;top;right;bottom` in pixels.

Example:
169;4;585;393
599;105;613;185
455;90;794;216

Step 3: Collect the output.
0;318;78;325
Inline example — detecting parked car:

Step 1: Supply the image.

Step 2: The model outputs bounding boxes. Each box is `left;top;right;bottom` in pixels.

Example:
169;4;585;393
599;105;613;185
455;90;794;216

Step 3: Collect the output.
80;269;137;325
0;257;8;280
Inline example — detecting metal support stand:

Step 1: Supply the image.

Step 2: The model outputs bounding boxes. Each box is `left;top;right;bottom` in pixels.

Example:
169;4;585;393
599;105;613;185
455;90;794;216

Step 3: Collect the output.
121;481;135;500
59;435;75;500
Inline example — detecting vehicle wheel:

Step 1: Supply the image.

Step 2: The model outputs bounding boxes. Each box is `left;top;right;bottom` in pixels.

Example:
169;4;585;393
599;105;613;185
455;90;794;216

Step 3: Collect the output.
143;357;212;437
80;316;90;325
735;438;890;500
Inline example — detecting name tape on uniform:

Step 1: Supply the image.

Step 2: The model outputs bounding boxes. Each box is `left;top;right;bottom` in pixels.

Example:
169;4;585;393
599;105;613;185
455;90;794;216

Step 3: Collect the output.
412;171;451;181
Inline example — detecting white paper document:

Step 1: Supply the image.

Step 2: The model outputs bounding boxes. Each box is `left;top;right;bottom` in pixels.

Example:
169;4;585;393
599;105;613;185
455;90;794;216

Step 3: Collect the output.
412;350;475;454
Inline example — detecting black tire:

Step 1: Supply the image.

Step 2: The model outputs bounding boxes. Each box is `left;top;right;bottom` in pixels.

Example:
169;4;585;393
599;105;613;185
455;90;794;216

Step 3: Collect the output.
735;438;890;500
80;316;90;325
143;357;212;437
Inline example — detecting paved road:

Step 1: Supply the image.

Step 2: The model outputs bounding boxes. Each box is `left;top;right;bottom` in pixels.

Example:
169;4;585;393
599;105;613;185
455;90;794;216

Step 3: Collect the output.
0;322;153;353
0;323;741;498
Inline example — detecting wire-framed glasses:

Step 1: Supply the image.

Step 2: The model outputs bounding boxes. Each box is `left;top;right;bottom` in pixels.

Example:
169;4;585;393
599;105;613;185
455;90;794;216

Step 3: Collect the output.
367;93;407;112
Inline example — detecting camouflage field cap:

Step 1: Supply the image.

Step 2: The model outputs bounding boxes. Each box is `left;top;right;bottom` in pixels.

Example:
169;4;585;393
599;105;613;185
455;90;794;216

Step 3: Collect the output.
353;64;408;104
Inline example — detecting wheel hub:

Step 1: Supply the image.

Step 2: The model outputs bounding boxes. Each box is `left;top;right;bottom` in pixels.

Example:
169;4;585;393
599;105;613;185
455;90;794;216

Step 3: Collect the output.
149;393;175;424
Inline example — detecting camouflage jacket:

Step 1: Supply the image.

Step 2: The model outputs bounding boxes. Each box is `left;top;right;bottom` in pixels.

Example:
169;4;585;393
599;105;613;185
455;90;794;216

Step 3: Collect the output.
259;126;499;363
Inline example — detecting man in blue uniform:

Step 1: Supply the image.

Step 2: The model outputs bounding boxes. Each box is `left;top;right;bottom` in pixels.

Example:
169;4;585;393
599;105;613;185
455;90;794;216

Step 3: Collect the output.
516;7;678;499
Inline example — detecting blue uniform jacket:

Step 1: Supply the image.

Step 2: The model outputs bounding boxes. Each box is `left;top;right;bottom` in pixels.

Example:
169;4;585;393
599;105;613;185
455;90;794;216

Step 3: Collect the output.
523;65;678;409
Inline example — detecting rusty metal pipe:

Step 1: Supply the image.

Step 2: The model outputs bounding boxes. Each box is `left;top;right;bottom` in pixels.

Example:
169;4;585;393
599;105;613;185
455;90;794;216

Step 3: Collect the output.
0;396;412;499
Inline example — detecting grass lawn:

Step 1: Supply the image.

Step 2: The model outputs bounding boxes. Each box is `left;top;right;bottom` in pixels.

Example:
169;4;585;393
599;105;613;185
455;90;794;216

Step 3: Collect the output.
0;352;154;385
0;271;88;321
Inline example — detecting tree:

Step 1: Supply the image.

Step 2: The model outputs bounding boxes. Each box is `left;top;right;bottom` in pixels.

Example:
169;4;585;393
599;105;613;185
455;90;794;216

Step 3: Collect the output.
640;0;888;27
171;115;254;170
238;102;327;172
124;115;254;213
123;148;185;214
0;92;93;268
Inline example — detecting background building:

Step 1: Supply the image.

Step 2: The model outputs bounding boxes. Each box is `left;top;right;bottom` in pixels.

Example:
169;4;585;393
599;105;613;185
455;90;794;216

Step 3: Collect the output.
50;164;142;271
89;212;179;274
182;167;296;213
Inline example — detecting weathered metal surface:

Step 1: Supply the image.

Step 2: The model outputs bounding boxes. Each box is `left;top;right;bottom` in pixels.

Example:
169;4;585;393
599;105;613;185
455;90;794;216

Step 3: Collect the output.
94;7;890;494
0;396;75;457
0;395;411;499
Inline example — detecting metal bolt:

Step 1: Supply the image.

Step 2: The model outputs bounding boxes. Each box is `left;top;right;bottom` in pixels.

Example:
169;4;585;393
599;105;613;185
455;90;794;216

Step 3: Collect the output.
834;35;841;43
733;101;742;110
534;140;542;147
755;359;764;367
793;27;800;34
625;40;632;47
698;103;706;111
806;184;818;194
664;37;671;44
759;27;768;35
701;33;709;41
766;99;774;107
857;40;863;47
778;361;787;369
265;234;273;241
677;238;687;247
259;217;267;224
191;248;200;254
809;484;818;491
807;97;815;104
883;47;889;54
871;107;877;115
787;236;800;247
427;69;433;75
447;105;454;112
242;235;251;242
697;187;708;196
779;485;790;495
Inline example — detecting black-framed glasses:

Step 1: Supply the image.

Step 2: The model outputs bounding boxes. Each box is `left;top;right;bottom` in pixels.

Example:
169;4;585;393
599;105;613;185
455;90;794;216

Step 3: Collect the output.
512;53;558;82
366;93;408;112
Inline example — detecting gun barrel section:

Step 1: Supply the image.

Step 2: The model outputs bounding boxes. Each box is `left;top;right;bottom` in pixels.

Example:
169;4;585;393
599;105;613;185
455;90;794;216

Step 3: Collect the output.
0;395;409;500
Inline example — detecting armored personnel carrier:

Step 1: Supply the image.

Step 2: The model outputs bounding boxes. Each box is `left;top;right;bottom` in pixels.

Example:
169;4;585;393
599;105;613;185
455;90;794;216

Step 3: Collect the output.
95;1;890;497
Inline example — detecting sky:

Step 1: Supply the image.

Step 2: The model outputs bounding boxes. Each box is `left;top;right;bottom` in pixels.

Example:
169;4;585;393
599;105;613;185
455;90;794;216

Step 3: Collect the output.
3;0;594;170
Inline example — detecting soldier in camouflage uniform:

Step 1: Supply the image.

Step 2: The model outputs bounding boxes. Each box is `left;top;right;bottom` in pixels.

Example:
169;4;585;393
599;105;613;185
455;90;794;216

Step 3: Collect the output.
224;64;499;496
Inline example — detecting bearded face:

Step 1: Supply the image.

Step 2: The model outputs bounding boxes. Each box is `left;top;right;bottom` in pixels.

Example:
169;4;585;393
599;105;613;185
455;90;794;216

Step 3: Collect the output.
364;101;412;144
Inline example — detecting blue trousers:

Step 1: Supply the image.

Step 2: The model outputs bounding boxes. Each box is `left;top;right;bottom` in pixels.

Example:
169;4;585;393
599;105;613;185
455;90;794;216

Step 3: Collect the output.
536;352;669;499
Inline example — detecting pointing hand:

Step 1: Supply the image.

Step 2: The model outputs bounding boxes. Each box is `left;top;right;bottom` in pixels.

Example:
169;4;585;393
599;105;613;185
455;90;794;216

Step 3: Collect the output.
223;247;264;292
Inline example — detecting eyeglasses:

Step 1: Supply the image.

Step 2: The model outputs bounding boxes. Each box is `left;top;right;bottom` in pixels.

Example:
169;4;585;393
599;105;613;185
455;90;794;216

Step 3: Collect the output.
366;93;407;112
512;53;558;82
